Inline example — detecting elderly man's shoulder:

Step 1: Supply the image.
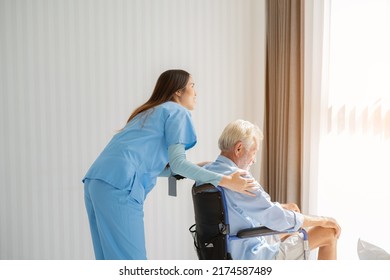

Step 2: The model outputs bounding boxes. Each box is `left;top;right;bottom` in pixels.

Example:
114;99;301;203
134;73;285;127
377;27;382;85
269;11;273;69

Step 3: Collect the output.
204;160;237;175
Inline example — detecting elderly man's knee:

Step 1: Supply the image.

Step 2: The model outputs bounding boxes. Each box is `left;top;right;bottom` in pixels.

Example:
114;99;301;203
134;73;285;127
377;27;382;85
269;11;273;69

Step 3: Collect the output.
321;227;337;244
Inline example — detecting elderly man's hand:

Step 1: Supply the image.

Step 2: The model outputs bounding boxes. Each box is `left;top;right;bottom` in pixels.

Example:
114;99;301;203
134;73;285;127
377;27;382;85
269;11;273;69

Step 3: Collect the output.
281;203;301;213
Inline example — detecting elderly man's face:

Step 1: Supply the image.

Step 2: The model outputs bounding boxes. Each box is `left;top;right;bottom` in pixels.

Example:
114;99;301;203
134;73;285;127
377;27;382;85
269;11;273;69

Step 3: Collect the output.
236;140;259;170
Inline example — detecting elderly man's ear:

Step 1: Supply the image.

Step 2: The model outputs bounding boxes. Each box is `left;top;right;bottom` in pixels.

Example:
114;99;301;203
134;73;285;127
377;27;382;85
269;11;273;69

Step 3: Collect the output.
234;141;244;157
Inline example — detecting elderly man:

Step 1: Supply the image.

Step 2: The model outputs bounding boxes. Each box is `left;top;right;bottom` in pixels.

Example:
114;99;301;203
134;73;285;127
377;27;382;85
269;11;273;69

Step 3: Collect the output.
200;119;341;260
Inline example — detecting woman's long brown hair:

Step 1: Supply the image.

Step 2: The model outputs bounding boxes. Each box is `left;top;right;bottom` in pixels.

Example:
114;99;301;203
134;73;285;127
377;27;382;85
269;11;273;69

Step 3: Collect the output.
126;69;190;124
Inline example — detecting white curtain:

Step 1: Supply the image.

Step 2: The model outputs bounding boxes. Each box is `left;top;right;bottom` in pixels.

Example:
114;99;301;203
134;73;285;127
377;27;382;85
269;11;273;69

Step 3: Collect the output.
304;0;390;259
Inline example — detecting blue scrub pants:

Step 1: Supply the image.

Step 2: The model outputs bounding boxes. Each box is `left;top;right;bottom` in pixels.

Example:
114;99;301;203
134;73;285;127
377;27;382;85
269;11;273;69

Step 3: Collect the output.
84;178;147;260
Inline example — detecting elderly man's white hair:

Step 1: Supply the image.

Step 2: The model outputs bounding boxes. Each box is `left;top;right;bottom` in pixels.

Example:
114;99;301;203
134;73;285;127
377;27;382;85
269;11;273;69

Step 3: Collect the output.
218;119;263;152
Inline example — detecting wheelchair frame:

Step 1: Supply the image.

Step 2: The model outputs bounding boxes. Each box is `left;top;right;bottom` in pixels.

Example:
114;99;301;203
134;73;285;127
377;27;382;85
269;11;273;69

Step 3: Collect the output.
189;183;309;260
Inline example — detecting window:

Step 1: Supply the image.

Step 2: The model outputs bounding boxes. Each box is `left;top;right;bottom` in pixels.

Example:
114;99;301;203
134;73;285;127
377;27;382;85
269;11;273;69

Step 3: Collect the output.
317;0;390;259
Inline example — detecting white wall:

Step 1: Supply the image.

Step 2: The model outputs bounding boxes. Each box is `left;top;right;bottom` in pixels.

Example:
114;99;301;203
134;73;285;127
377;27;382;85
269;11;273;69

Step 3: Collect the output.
0;0;265;259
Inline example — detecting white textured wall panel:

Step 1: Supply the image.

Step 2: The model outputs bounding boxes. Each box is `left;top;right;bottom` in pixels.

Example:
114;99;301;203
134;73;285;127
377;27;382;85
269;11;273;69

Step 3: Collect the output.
0;0;265;259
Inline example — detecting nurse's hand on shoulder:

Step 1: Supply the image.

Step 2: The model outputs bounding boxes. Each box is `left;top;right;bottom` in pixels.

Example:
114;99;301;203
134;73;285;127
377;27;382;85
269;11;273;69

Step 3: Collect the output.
219;170;257;197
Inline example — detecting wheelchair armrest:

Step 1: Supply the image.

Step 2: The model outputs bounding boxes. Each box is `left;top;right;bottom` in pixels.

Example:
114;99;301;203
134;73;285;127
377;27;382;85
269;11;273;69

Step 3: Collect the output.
236;226;282;238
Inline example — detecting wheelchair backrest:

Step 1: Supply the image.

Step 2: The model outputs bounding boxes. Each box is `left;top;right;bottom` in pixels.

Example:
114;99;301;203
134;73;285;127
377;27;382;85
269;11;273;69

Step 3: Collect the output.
190;183;231;260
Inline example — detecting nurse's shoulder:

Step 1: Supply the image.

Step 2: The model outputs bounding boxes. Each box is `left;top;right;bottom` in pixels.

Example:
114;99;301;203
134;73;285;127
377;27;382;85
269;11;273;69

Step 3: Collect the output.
159;101;189;112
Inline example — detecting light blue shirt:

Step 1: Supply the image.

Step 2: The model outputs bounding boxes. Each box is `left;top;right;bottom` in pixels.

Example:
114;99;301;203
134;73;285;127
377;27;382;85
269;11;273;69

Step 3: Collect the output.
201;155;304;260
83;101;198;200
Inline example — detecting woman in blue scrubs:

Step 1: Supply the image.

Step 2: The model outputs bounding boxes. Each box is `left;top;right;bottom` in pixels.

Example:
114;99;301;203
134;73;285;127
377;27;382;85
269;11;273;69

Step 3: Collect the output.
83;69;255;259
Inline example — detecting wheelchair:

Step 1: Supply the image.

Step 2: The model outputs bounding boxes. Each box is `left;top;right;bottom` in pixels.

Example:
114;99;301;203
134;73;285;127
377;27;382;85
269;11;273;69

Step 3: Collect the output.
189;183;309;260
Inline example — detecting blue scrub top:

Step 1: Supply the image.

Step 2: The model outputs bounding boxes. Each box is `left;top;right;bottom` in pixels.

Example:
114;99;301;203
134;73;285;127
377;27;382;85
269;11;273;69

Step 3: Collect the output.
83;101;197;202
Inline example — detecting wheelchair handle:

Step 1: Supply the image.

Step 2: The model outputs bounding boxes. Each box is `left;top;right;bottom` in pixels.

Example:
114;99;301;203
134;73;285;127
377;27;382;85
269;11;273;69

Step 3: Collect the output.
192;183;217;195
